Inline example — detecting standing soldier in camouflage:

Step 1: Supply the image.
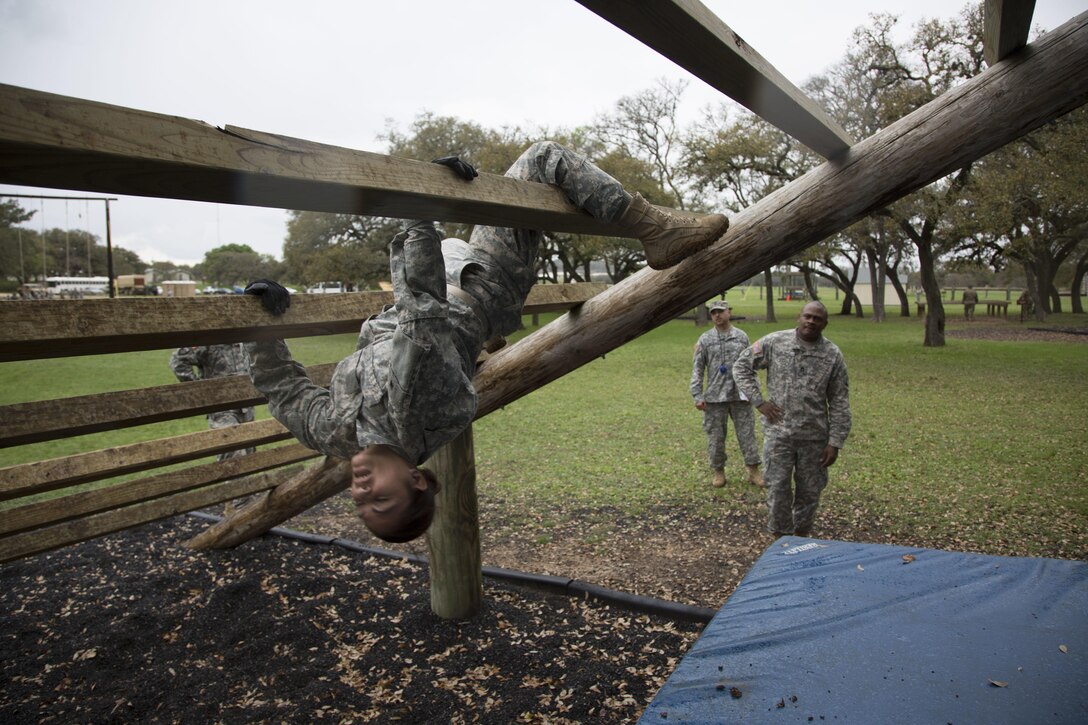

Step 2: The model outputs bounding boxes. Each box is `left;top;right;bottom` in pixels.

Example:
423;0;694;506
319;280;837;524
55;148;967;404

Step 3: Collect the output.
732;301;851;537
170;343;256;514
691;300;763;488
243;141;730;543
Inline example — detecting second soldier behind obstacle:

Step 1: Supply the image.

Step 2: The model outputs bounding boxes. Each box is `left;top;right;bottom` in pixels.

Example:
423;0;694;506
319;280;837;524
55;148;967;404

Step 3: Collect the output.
243;141;730;544
690;300;763;488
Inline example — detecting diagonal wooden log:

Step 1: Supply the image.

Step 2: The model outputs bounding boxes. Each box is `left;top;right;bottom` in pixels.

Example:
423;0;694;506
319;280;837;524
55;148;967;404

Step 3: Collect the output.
576;0;854;158
473;12;1088;417
214;13;1088;543
185;456;349;550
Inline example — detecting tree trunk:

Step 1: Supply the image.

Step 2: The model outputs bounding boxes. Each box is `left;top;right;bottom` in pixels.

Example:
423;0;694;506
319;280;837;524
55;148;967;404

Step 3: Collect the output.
917;237;946;346
802;268;819;300
884;261;911;316
763;268;776;322
1070;251;1087;313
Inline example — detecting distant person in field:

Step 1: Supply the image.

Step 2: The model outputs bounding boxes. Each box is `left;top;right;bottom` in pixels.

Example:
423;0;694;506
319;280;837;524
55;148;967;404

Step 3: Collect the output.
1017;290;1033;322
243;141;730;544
962;285;979;321
690;299;763;488
733;301;851;537
170;343;256;515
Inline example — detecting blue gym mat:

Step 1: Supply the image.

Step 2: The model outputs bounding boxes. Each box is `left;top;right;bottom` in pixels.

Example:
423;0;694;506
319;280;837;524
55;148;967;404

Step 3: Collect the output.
639;538;1087;723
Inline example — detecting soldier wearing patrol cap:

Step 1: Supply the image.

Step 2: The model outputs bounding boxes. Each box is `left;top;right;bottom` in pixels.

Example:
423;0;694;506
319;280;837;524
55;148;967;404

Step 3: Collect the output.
691;299;763;488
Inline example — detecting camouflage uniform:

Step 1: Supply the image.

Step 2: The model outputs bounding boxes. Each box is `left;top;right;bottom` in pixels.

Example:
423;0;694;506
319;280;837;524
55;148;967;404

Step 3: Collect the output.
732;330;851;534
246;141;632;464
170;343;256;461
690;326;759;469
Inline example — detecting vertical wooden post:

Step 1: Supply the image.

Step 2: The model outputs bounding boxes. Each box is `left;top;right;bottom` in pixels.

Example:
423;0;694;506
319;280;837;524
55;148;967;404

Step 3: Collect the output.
426;426;482;619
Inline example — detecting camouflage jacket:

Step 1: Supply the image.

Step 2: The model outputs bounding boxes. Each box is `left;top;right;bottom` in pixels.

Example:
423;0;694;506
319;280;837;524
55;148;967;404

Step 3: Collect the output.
246;222;480;464
170;343;250;382
732;330;852;447
690;326;750;404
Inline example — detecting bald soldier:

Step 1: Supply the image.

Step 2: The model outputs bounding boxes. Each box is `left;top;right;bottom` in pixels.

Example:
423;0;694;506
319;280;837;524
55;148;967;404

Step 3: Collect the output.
732;301;851;537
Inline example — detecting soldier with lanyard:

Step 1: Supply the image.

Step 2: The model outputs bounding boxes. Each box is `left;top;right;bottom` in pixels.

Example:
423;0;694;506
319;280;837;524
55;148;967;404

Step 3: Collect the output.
690;300;763;488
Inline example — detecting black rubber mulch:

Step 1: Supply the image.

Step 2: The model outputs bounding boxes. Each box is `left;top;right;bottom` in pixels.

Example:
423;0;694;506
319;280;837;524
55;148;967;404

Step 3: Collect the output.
1;516;701;723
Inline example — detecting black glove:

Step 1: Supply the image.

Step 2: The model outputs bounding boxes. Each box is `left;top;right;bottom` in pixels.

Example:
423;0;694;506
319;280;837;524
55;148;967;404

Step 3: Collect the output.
432;155;478;181
244;279;291;316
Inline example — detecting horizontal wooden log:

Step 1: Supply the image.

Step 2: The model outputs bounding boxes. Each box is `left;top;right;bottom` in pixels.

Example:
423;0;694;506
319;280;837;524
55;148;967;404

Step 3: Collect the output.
0;443;318;537
470;13;1088;417
0;418;292;501
0;466;294;563
985;0;1037;65
576;0;853;158
0;84;631;235
186;456;349;550
0;364;335;449
0;283;607;361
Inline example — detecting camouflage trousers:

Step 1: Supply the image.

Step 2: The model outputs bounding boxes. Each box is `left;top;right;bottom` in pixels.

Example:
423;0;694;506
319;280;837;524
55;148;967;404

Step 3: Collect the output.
450;141;632;340
762;434;828;535
702;401;760;469
208;408;257;462
208;408;257;516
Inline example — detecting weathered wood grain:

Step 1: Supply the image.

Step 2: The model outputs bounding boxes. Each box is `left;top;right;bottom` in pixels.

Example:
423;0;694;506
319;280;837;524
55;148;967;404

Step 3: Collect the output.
0;364;335;448
0;84;630;235
0;283;607;361
985;0;1038;65
0;418;292;501
0;443;318;537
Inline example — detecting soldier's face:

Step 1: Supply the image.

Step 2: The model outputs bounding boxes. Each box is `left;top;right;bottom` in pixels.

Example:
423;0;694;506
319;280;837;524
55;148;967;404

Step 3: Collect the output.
710;307;731;328
796;303;828;342
350;449;426;538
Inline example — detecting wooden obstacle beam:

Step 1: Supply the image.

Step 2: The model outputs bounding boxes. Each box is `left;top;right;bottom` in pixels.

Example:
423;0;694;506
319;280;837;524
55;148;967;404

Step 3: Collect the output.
0;447;316;563
0;418;292;501
0;367;332;448
575;0;854;158
0;283;607;362
0;83;630;236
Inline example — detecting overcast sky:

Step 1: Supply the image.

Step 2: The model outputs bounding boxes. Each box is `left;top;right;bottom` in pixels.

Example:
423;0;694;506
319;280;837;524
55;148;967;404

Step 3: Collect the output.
1;0;1081;267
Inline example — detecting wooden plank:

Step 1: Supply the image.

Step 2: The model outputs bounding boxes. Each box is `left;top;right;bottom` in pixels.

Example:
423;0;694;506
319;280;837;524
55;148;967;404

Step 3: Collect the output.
0;84;630;236
0;467;292;563
0;364;336;449
0;283;606;361
985;0;1038;65
0;418;292;501
575;0;854;158
426;427;483;619
471;14;1088;418
186;456;349;550
0;443;318;537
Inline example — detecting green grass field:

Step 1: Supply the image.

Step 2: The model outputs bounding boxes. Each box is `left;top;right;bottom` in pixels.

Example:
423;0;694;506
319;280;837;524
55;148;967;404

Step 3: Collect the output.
2;296;1086;559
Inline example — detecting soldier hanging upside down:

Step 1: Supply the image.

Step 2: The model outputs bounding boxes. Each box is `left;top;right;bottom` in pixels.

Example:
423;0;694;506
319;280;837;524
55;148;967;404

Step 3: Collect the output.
243;141;730;543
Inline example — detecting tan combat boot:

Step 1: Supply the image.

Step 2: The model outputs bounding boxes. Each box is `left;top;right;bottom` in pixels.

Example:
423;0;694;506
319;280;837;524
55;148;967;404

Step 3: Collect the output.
712;469;727;488
619;193;729;270
746;464;764;487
